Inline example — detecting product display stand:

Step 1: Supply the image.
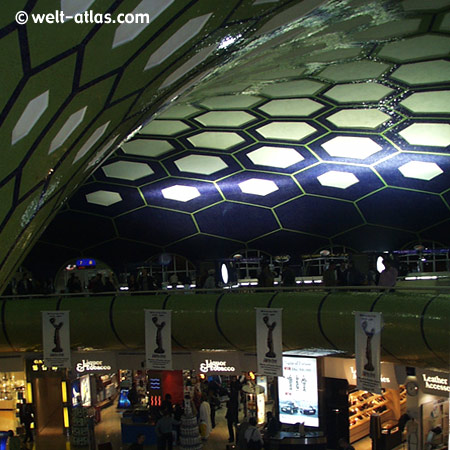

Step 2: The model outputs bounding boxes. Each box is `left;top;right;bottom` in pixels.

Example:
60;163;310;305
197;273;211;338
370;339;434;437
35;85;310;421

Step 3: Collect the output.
179;404;202;450
71;407;95;449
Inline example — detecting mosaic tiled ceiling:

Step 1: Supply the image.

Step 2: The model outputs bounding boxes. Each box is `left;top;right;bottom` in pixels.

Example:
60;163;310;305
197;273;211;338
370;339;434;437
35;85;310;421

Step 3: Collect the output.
1;1;449;286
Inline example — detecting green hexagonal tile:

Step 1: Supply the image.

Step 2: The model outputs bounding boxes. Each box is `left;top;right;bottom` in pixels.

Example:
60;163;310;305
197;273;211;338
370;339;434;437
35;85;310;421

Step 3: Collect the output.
377;34;450;62
400;91;450;114
439;11;450;31
322;136;382;159
398;161;443;181
102;161;154;181
174;155;228;175
261;80;325;98
256;122;316;141
199;95;263;110
187;131;245;150
247;146;304;168
399;123;450;147
122;139;174;158
259;99;324;117
324;83;394;103
140;120;191;136
194;111;256;127
157;104;201;119
320;60;390;82
302;48;362;63
326;109;391;129
353;18;422;40
401;0;450;11
391;60;450;85
0;178;15;227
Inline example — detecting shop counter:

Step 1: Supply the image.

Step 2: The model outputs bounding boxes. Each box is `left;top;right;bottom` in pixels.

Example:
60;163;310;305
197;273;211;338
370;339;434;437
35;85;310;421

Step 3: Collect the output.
120;415;156;446
270;431;327;450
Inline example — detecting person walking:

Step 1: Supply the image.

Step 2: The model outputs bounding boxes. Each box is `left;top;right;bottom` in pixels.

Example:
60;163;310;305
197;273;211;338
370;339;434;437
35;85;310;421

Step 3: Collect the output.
155;408;178;450
198;393;212;440
128;433;145;450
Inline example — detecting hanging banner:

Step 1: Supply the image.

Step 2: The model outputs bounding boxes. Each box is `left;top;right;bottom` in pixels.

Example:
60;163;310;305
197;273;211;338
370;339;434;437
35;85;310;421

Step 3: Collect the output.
145;310;172;370
355;311;382;394
42;311;71;368
256;308;283;376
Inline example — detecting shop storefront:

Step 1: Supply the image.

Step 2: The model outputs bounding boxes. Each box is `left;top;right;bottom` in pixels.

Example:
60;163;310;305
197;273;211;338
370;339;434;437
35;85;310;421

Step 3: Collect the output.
0;354;26;433
410;369;449;450
323;357;406;449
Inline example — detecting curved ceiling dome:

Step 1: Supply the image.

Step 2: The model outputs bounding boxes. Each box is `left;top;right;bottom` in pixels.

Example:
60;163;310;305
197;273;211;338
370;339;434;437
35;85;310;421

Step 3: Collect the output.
0;0;449;288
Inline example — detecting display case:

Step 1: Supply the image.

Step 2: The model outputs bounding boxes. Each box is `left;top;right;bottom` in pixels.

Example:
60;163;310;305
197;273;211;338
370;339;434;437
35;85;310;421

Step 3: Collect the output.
349;391;390;442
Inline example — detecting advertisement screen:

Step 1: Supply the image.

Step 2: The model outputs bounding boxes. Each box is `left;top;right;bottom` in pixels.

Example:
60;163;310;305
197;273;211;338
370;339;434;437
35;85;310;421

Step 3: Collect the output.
80;375;91;407
278;356;319;427
72;379;81;407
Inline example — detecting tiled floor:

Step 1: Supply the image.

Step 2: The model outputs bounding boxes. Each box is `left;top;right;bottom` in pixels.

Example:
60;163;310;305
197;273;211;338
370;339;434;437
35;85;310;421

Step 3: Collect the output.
22;404;232;450
21;405;392;450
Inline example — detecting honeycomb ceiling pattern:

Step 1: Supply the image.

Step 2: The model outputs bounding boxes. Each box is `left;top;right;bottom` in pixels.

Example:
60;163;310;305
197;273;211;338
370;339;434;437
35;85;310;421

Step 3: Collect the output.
0;0;449;285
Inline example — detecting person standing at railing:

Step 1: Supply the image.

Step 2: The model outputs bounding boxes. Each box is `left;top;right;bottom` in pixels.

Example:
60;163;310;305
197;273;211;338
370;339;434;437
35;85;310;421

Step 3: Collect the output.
378;259;398;287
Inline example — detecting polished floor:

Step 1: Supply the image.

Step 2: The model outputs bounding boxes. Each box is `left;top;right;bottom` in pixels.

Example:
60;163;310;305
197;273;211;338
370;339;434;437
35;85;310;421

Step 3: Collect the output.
20;405;388;450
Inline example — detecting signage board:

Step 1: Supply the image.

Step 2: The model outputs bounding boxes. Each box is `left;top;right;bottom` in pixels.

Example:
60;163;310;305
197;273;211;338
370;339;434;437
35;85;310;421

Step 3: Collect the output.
417;369;450;397
256;308;283;377
192;351;241;375
355;312;382;394
42;311;71;368
278;356;319;427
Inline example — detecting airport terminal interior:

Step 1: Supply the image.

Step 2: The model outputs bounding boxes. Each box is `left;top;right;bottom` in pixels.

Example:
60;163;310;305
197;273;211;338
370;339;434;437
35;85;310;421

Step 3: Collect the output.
0;0;448;449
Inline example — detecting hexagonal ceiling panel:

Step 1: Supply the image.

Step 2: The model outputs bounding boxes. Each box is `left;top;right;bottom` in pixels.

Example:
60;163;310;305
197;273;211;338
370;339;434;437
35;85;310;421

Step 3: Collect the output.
0;0;446;290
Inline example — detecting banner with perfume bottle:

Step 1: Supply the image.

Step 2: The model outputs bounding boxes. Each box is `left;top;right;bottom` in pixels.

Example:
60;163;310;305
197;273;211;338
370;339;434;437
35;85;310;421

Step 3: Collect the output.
355;311;382;394
42;311;71;368
256;308;283;376
145;310;172;370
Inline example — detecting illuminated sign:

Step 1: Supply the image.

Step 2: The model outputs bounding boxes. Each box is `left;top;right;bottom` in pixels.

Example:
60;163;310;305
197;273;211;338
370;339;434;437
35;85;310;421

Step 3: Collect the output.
76;360;112;373
199;359;236;373
278;356;319;428
421;373;449;393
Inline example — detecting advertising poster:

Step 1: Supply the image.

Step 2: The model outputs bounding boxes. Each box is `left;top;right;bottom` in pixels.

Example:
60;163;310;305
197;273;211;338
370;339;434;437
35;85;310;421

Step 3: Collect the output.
145;310;172;370
355;311;382;394
256;308;282;377
42;311;71;368
278;356;319;427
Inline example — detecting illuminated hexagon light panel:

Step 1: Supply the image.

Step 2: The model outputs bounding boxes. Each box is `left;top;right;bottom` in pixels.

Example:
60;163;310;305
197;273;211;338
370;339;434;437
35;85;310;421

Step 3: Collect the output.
101;161;154;180
238;178;279;196
85;191;122;207
247;146;304;168
174;155;228;175
398;161;444;181
261;80;325;98
194;111;256;127
187;132;245;150
399;123;450;147
199;95;263;110
12;91;49;145
317;171;359;189
140;120;191;136
122;139;174;158
112;0;173;48
324;82;394;103
400;91;450;114
390;60;450;85
256;121;316;141
321;136;383;159
326;109;390;129
319;60;390;82
161;185;201;202
259;98;324;117
377;34;450;62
